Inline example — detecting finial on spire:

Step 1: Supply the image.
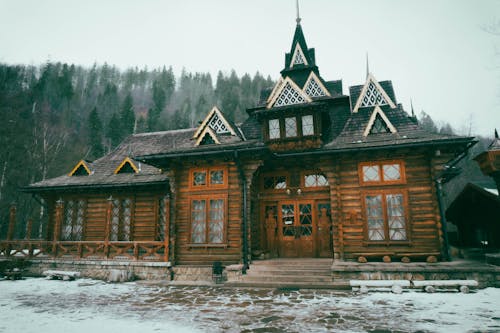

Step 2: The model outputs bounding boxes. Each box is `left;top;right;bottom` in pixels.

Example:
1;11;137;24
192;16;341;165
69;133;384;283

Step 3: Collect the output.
410;99;415;117
495;128;499;139
365;52;370;79
296;0;301;24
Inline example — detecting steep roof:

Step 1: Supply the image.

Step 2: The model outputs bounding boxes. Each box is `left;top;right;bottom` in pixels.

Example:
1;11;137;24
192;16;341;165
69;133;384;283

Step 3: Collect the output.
324;104;472;151
25;135;169;192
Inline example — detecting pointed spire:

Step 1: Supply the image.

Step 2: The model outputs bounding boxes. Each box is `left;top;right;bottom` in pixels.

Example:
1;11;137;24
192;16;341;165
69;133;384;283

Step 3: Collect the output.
366;53;370;79
489;128;500;150
410;98;415;117
296;0;301;25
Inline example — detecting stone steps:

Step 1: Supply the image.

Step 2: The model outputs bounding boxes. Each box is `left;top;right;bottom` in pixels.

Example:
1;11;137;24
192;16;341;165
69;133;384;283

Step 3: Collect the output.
228;259;335;289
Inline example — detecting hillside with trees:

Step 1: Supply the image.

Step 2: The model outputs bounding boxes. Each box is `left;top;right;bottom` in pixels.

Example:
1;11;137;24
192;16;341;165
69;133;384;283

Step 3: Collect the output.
0;62;273;238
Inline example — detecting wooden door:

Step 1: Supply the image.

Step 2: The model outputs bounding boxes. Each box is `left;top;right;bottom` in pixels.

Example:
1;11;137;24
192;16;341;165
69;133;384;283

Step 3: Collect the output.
279;201;315;257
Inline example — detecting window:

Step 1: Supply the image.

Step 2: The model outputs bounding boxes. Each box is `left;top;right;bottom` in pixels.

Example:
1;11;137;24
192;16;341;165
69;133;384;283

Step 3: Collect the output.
191;167;227;189
285;117;297;137
364;192;407;241
268;119;280;139
110;198;132;241
157;195;168;241
370;115;390;134
359;161;405;185
304;173;329;187
262;175;287;190
190;197;226;244
62;199;85;241
301;115;314;136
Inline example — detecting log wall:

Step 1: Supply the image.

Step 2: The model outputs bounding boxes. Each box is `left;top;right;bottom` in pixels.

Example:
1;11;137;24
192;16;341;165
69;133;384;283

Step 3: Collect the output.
43;191;168;243
173;161;244;265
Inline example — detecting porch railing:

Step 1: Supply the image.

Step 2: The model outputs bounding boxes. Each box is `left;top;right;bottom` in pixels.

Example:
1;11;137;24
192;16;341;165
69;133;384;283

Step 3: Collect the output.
0;240;168;261
1;202;169;262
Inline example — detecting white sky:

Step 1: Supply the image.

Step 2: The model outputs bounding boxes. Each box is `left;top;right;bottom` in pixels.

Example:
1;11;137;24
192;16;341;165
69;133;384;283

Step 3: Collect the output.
0;0;499;137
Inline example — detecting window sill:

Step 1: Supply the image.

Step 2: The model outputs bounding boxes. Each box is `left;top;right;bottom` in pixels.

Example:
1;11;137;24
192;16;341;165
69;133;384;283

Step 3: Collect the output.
363;240;412;247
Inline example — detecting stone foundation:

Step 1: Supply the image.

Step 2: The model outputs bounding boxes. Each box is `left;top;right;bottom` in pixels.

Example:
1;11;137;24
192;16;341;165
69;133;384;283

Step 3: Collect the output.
17;259;171;281
331;261;500;288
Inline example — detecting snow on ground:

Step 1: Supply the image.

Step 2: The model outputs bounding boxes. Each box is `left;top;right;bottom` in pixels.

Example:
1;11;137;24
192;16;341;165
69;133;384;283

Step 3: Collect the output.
1;278;499;333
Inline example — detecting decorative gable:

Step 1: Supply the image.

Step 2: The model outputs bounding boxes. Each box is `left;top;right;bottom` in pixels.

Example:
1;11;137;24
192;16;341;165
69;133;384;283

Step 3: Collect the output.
193;106;237;140
303;72;330;98
68;160;92;176
291;43;308;67
195;127;220;146
363;106;397;137
192;106;241;146
267;77;312;108
353;73;396;113
114;157;139;174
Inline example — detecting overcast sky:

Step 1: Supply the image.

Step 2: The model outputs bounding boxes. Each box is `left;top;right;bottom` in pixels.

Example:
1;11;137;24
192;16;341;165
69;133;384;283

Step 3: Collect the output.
1;0;499;137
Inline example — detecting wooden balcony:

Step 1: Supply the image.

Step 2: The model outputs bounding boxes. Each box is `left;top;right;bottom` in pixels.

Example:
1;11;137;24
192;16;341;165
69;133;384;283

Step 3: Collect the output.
0;240;168;262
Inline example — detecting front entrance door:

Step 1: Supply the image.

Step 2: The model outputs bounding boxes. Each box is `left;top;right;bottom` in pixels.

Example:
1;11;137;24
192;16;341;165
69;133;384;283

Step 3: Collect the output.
279;201;315;257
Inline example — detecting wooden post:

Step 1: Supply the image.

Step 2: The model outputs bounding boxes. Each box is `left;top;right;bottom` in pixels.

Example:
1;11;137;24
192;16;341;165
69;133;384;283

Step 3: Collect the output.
52;199;63;256
163;197;170;262
25;219;33;241
7;203;17;241
105;195;113;259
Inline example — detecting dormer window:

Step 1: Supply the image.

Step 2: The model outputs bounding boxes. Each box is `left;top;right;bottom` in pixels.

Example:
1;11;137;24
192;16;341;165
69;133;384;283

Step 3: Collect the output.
266;114;316;141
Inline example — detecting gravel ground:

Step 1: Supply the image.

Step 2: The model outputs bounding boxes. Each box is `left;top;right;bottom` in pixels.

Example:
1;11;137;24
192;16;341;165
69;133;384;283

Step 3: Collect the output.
1;278;499;333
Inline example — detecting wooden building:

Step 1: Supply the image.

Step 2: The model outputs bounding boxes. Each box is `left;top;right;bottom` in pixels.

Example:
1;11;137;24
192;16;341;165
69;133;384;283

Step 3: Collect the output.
16;19;474;266
446;182;500;249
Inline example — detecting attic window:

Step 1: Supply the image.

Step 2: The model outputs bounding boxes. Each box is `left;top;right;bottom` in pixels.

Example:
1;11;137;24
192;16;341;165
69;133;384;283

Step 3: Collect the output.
370;115;391;134
114;158;139;174
72;164;90;176
208;114;229;134
304;76;327;97
293;49;305;65
68;160;91;177
274;82;307;107
200;133;216;145
361;82;388;107
291;44;308;67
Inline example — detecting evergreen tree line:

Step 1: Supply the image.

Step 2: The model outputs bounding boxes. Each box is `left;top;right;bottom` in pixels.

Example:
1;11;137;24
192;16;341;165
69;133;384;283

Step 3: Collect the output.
0;62;273;238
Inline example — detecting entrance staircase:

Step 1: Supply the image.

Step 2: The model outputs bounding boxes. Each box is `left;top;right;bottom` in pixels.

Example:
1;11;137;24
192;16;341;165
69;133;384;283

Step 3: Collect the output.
225;258;349;289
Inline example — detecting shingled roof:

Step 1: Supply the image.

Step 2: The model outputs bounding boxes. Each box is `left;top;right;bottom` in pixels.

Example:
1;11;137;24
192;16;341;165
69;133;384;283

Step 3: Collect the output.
324;104;472;151
25;134;171;192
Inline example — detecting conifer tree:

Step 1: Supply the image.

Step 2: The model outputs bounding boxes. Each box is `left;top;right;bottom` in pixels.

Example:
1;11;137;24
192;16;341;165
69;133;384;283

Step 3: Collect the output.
107;112;122;148
88;107;104;158
120;92;135;137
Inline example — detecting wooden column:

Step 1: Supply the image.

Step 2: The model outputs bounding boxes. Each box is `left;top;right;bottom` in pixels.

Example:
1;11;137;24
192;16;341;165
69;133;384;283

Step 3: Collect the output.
25;219;33;241
163;197;170;262
52;199;63;256
105;196;113;258
165;169;177;263
6;203;17;241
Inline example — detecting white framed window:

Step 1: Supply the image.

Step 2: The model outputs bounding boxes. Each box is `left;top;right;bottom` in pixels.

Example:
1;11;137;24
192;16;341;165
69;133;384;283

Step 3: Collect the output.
301;115;314;136
285;117;297;137
269;119;280;139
